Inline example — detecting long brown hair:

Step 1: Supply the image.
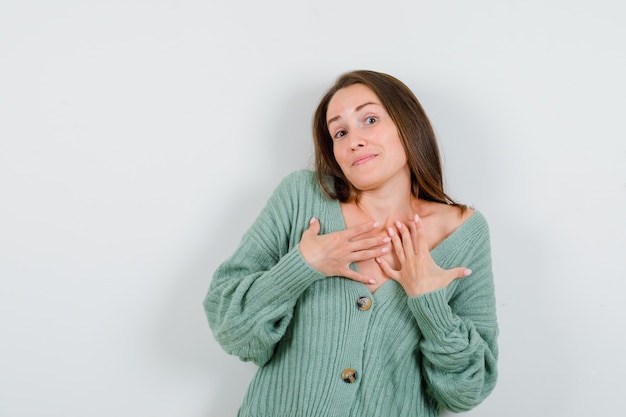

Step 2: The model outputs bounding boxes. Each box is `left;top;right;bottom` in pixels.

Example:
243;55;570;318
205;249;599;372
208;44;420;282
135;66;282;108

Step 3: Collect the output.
313;70;461;207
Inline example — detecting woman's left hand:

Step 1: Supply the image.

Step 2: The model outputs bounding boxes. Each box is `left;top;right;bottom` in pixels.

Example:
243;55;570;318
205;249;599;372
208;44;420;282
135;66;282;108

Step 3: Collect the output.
376;214;472;297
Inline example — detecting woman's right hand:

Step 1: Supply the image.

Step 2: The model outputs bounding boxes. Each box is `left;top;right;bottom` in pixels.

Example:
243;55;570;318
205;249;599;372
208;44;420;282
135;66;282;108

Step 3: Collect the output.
299;217;390;285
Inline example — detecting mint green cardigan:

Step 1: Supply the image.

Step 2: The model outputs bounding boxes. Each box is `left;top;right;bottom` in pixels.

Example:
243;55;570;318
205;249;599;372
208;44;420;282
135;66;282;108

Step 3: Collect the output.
204;170;498;417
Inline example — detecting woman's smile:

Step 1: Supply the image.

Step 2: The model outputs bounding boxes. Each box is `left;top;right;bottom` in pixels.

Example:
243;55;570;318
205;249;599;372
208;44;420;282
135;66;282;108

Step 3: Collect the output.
352;153;378;166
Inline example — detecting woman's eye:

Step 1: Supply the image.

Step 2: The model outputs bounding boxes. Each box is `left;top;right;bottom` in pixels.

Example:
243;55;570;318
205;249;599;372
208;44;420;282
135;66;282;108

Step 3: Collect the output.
334;130;347;139
365;116;377;125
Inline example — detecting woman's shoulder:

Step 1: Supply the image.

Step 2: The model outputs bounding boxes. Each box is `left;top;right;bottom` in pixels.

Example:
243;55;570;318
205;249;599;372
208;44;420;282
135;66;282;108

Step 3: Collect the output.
420;199;468;224
280;169;316;184
419;201;488;248
274;169;317;192
271;169;326;201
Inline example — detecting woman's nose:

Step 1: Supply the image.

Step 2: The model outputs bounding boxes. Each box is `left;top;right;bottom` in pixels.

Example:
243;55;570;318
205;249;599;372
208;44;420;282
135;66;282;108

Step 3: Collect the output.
350;131;367;150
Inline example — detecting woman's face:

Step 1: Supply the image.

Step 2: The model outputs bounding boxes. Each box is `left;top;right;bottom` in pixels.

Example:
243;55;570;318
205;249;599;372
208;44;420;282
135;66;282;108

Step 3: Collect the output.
326;83;409;193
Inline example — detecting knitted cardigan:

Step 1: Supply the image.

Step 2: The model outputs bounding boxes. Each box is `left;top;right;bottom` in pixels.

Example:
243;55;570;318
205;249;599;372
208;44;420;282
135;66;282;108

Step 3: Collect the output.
203;170;498;417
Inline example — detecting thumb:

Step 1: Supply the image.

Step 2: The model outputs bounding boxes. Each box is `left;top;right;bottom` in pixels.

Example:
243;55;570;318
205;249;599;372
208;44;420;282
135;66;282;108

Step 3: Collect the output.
450;267;472;280
306;217;321;236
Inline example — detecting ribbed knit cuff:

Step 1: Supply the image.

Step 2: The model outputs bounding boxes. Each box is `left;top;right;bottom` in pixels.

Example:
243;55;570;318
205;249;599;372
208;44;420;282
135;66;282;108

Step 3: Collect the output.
407;288;460;342
253;245;325;306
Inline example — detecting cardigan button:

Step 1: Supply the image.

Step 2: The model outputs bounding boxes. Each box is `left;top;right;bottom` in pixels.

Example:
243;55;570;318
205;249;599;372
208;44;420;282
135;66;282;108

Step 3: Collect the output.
356;296;372;311
341;368;357;383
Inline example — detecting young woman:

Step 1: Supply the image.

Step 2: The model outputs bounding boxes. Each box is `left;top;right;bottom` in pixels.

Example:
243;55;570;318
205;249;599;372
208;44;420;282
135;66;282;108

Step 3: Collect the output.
204;70;498;416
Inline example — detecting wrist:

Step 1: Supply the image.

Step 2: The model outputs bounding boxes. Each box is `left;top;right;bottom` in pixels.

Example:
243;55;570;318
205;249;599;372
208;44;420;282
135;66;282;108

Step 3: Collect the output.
402;280;435;297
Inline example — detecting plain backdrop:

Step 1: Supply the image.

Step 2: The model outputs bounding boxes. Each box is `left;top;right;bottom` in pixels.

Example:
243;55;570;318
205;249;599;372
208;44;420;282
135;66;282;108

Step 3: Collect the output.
1;1;624;416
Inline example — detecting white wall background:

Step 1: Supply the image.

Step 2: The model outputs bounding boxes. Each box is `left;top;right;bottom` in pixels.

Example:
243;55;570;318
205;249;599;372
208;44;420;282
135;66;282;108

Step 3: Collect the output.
1;1;624;416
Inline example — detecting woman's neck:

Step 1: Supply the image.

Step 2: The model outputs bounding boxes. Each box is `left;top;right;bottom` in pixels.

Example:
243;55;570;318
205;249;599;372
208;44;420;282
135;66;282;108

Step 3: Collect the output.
355;188;421;228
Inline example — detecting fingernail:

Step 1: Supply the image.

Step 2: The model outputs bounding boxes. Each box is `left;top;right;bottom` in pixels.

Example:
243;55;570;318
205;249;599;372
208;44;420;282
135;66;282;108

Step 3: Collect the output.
381;247;389;253
369;279;376;284
387;227;394;236
383;237;391;243
373;221;379;228
464;269;472;276
395;221;402;228
310;217;316;224
375;257;381;263
414;214;420;222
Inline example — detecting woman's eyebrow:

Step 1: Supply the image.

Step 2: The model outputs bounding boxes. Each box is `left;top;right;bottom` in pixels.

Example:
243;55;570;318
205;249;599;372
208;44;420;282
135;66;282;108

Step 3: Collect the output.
327;102;381;126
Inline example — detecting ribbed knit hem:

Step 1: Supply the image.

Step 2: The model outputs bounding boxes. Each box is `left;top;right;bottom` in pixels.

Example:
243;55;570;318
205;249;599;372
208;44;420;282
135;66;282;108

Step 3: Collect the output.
251;245;325;306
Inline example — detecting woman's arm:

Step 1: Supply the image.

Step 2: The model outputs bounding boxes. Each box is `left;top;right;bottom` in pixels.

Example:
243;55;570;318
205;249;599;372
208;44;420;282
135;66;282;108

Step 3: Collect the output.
203;174;324;366
408;219;498;412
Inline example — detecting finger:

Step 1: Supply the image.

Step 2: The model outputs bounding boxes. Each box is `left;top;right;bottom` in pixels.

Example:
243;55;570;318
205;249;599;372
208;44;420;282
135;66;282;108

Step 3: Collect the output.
343;269;377;285
387;226;406;264
350;246;390;262
349;235;391;252
344;220;380;240
396;221;415;257
408;217;418;253
375;256;399;280
413;214;430;254
449;267;472;280
306;217;321;236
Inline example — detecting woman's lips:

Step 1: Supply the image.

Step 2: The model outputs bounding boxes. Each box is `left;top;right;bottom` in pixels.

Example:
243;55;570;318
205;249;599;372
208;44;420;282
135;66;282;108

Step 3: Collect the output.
352;154;377;166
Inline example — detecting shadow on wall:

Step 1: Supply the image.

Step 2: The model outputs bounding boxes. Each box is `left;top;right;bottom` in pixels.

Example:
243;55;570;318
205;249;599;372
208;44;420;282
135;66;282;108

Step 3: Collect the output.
150;84;319;416
267;82;321;175
151;183;267;416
